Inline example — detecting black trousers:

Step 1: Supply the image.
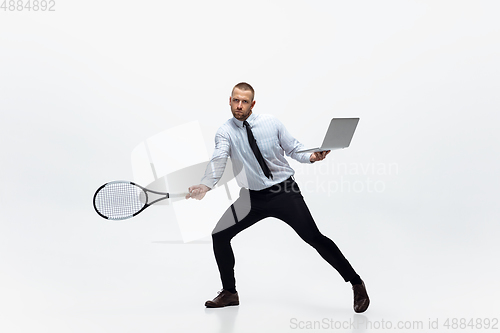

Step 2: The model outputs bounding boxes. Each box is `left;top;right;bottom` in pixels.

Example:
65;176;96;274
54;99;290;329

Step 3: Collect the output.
212;177;360;290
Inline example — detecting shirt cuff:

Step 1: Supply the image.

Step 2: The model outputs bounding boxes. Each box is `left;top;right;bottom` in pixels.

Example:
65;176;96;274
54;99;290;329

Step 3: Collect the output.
200;179;214;190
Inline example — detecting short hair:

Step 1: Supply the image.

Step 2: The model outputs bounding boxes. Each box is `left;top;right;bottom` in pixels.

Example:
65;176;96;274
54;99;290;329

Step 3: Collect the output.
232;82;255;100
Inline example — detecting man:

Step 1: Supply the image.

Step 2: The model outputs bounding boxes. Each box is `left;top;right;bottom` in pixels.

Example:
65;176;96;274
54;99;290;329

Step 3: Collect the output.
187;82;369;313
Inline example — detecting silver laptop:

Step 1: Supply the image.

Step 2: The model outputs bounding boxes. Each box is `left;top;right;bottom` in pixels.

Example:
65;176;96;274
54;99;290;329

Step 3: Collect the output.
297;118;360;153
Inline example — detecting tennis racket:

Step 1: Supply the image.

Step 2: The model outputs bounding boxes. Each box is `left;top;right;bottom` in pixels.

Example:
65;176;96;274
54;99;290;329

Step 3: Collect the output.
93;181;189;220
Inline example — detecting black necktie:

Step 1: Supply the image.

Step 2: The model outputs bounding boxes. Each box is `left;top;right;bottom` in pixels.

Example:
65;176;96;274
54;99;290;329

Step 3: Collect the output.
243;121;273;179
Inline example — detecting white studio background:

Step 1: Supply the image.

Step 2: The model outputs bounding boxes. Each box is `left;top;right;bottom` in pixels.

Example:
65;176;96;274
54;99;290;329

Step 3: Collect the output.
1;1;499;332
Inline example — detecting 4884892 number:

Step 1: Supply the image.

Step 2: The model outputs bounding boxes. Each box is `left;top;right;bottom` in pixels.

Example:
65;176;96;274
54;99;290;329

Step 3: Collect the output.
443;318;498;330
1;0;55;11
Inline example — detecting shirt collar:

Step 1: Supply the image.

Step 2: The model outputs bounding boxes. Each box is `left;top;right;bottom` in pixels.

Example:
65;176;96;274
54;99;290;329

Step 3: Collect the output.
231;112;256;128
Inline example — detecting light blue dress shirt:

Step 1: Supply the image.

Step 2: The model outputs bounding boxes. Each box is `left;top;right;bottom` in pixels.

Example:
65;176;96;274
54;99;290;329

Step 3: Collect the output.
201;113;313;191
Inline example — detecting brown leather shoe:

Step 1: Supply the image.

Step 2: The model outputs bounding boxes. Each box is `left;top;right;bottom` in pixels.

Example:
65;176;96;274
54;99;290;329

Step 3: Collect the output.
352;280;370;313
205;289;239;308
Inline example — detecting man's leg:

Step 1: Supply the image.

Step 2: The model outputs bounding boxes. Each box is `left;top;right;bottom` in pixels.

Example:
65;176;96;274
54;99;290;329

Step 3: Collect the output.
211;189;266;292
268;179;370;312
270;181;360;282
206;189;268;308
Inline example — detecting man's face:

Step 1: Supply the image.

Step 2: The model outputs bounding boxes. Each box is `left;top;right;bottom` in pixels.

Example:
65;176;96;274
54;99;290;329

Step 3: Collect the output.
230;88;255;121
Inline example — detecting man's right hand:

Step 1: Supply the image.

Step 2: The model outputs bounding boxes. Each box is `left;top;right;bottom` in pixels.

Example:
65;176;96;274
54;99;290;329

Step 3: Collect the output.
186;184;210;200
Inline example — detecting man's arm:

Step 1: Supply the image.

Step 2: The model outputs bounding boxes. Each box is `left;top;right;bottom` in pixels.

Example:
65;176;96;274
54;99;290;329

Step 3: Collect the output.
276;118;330;163
187;128;231;200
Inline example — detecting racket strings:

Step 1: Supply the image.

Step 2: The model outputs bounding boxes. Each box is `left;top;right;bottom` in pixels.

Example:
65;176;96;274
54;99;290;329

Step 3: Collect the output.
94;182;146;220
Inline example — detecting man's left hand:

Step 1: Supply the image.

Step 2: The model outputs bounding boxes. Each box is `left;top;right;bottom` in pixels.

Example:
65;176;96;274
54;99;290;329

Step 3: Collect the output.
310;150;331;162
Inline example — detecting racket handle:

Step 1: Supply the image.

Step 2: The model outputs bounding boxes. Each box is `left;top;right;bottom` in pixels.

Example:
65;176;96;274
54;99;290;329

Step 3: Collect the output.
170;192;190;198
